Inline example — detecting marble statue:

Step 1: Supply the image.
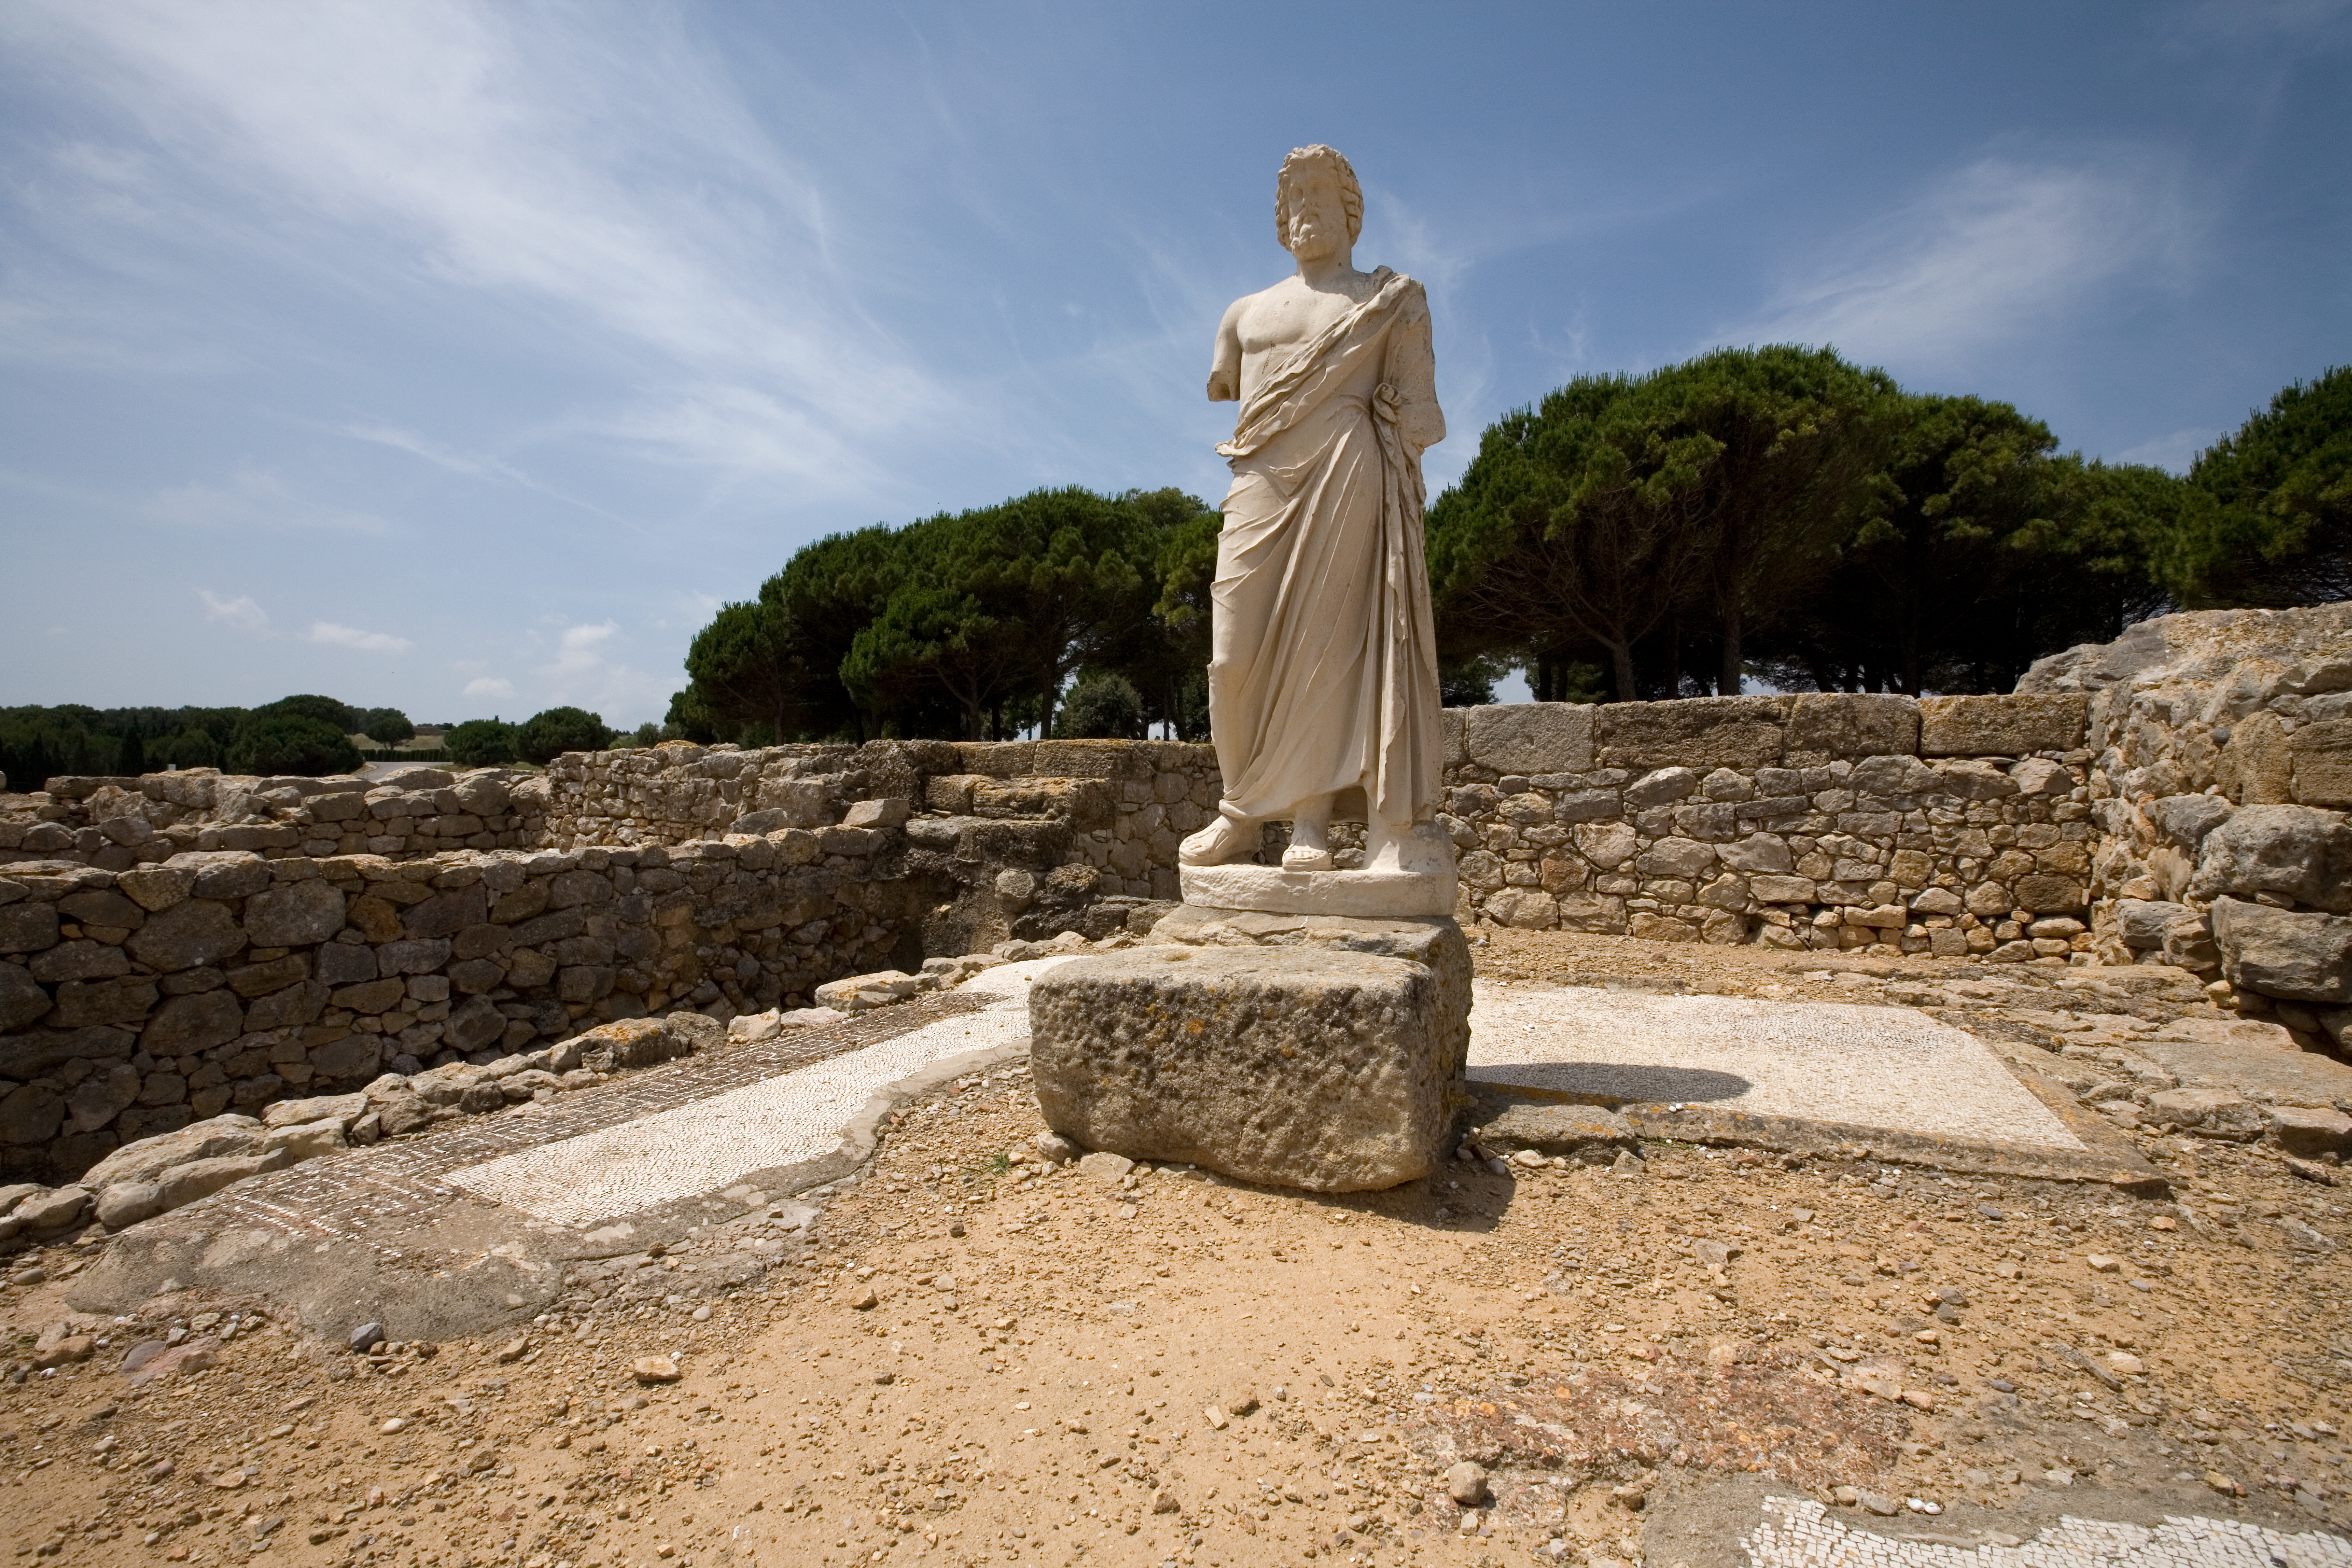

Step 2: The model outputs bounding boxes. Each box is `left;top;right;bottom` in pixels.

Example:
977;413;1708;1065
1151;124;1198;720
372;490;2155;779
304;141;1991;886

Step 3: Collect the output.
1178;144;1451;899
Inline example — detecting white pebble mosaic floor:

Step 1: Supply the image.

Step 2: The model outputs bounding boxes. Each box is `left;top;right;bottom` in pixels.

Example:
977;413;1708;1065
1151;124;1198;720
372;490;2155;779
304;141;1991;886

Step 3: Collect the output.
445;957;1077;1226
1741;1496;2349;1568
1467;982;2084;1152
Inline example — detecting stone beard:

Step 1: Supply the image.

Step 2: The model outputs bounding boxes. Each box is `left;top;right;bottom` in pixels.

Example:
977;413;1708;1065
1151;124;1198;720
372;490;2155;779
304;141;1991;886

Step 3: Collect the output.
1182;144;1448;877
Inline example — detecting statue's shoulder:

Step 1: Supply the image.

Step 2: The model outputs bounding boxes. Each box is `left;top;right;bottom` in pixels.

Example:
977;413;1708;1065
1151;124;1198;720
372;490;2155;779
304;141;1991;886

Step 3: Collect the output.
1367;266;1427;310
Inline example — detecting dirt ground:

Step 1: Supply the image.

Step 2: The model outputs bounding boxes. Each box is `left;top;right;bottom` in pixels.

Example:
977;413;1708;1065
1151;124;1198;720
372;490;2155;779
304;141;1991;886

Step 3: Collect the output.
3;930;2349;1568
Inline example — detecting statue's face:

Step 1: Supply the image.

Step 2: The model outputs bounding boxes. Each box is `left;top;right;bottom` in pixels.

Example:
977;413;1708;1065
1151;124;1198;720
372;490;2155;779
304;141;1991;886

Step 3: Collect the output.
1283;164;1350;262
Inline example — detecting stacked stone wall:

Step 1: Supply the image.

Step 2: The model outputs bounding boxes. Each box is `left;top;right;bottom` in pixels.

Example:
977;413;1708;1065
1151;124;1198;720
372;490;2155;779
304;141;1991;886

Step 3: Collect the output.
0;827;911;1181
2018;601;2352;1047
0;768;548;870
1433;692;2096;955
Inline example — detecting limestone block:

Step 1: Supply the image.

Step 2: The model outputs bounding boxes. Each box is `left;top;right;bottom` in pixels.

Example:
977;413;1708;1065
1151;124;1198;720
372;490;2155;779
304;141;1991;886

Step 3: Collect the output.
1595;697;1788;772
2216;711;2294;804
0;901;60;955
94;1181;163;1230
2291;718;2352;808
1461;704;1595;774
242;881;347;947
1918;694;2088;757
2112;899;2193;950
261;1118;347;1163
1784;694;1920;763
2148;794;2234;852
2187;804;2352;913
2269;1104;2352;1159
143;990;243;1054
0;961;46;1031
79;1114;264;1188
156;1149;290;1209
15;1185;91;1230
261;1091;367;1130
841;797;912;830
1030;946;1456;1192
2144;1087;2264;1140
2211;897;2352;1003
2011;874;2086;914
115;865;195;912
125;900;243;972
167;850;271;900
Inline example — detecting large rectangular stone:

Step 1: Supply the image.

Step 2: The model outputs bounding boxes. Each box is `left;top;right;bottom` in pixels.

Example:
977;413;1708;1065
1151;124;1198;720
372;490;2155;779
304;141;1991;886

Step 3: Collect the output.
1594;697;1788;771
1461;703;1595;774
1783;694;1920;764
1030;944;1457;1192
1918;694;2088;756
2291;718;2352;808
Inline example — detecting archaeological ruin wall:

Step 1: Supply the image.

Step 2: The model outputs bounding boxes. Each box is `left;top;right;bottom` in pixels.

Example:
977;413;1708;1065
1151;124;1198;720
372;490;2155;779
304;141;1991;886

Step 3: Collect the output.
8;603;2351;1184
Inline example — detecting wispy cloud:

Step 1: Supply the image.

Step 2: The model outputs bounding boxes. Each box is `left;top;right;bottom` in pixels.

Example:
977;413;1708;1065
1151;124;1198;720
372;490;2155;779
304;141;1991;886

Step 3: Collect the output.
1722;156;2193;371
308;621;412;655
462;675;516;702
536;621;670;720
6;0;962;499
2117;427;2217;473
199;589;268;633
151;466;388;535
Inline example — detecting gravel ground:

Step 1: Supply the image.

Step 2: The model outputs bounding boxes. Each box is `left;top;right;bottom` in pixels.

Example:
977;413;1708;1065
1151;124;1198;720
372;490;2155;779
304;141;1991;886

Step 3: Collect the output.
1;930;2347;1568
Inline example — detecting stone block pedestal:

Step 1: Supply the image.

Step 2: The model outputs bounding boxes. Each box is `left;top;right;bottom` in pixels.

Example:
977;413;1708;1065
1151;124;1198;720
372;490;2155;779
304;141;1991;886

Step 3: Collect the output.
1027;906;1470;1191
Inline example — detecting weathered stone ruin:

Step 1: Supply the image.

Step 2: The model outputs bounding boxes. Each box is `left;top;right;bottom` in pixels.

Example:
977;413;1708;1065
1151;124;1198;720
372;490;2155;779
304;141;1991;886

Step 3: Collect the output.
3;601;2347;1190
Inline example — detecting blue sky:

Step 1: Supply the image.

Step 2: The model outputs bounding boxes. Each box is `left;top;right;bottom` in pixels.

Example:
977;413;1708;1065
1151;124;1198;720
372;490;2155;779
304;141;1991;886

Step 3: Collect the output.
3;1;2347;726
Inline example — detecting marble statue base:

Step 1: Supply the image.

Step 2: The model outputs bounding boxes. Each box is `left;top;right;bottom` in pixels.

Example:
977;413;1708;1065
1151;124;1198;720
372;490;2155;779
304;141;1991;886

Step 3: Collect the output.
1178;819;1460;919
1178;862;1456;918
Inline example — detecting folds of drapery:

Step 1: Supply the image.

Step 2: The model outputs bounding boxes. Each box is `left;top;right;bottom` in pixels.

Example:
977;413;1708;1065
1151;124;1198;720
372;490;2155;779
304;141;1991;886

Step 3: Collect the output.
1207;270;1443;828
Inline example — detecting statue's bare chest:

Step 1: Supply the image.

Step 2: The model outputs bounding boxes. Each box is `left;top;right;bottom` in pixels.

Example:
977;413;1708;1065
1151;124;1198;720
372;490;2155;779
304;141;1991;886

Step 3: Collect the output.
1236;275;1381;358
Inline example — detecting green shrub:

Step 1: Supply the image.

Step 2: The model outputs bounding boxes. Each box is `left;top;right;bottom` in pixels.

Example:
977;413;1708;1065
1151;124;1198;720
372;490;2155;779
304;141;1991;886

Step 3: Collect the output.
227;713;361;776
358;707;415;745
257;694;359;733
1053;673;1145;739
516;706;612;765
155;727;221;769
445;719;519;767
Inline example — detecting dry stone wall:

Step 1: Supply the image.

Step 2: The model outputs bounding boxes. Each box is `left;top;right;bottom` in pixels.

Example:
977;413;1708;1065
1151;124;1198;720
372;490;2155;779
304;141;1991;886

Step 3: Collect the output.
12;603;2349;1182
2019;601;2352;1050
1434;693;2097;958
1;767;548;870
0;829;910;1182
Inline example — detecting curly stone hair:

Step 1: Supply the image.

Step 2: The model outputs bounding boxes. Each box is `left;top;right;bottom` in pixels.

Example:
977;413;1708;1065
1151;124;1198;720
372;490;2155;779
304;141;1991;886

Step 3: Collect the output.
1275;144;1362;249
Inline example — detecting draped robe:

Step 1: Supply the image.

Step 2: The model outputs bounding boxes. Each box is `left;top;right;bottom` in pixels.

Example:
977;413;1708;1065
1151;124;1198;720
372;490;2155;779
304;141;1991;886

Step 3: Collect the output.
1208;268;1445;829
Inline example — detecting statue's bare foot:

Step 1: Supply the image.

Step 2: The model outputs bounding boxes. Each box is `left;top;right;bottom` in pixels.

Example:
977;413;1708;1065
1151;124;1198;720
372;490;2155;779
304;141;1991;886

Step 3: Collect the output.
1280;793;1335;871
1179;811;1259;867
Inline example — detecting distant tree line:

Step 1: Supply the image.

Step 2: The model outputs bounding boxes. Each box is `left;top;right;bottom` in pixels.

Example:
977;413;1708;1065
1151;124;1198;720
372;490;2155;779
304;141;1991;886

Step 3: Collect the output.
0;694;627;790
663;358;2346;747
1426;351;2351;701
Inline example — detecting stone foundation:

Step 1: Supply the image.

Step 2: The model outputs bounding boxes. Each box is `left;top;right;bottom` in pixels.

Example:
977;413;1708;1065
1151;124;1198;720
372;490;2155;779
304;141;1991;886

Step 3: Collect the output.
1028;905;1471;1192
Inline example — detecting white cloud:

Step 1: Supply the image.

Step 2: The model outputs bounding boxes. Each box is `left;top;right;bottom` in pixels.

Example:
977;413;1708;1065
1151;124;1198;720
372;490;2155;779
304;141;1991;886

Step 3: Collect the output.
151;466;388;535
2116;426;2217;473
1723;156;2190;372
535;621;671;724
199;589;268;632
463;675;516;702
308;620;412;655
7;0;958;486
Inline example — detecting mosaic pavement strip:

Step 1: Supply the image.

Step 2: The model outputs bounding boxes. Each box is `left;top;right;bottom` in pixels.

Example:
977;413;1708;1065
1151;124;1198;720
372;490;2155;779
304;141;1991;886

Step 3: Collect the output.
1740;1496;2351;1568
1468;984;2085;1153
443;957;1083;1227
193;990;994;1248
445;1003;1036;1225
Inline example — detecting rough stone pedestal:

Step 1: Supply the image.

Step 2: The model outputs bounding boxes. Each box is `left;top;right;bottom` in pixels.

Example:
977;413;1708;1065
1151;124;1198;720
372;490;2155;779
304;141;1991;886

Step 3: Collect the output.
1027;906;1470;1191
